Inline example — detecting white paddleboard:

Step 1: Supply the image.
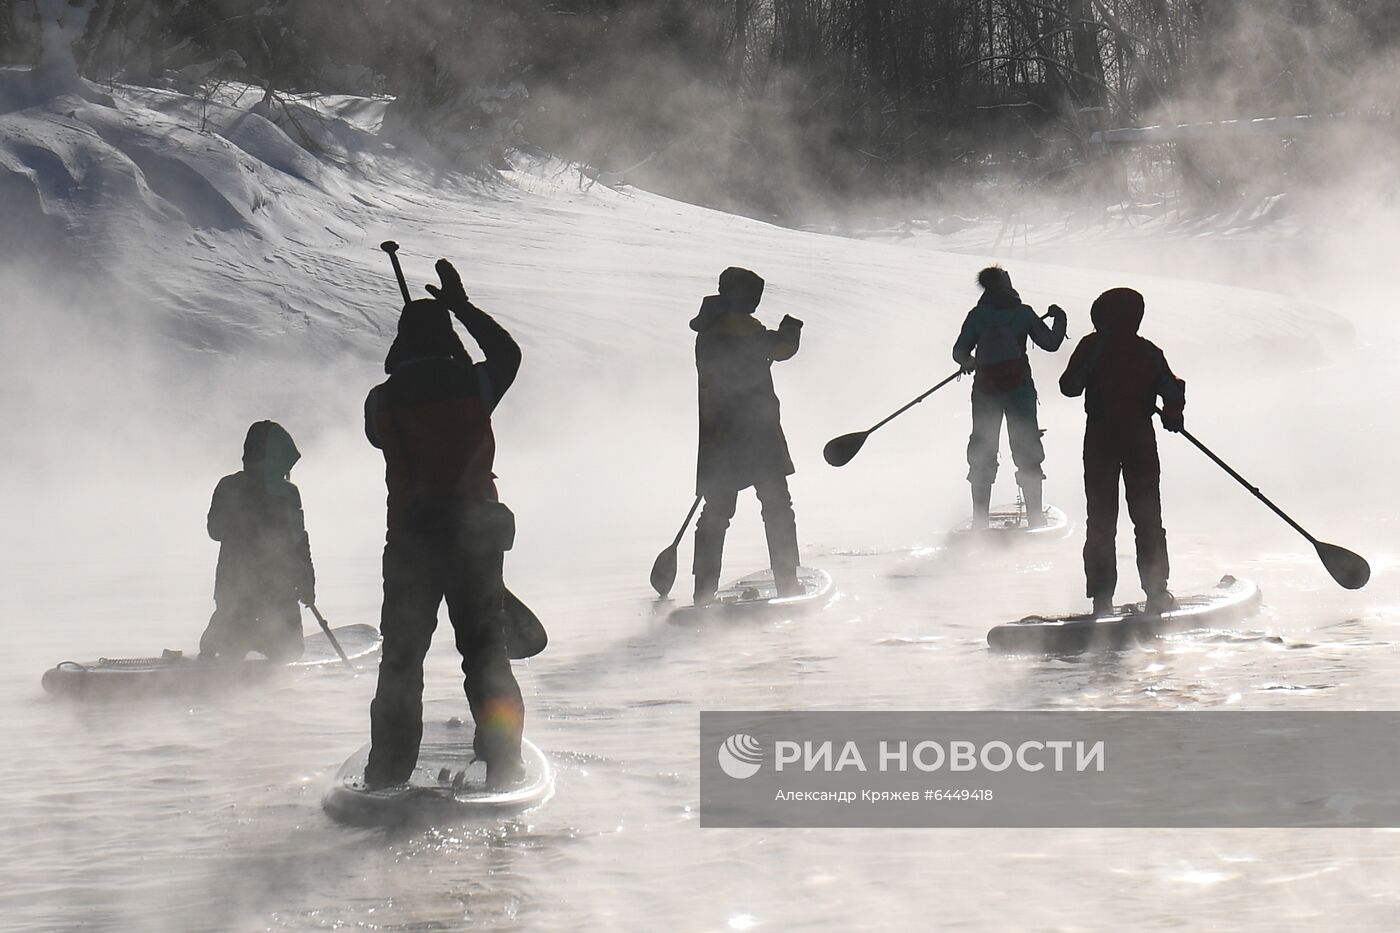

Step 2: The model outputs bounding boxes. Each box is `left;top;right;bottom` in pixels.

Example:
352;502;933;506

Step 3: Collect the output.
322;720;553;827
948;503;1071;541
668;566;833;624
41;624;381;698
988;575;1263;654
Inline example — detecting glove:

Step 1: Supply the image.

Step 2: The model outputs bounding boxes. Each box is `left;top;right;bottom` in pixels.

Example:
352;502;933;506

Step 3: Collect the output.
1048;303;1067;320
1160;410;1184;433
956;355;976;375
425;258;469;306
780;314;804;329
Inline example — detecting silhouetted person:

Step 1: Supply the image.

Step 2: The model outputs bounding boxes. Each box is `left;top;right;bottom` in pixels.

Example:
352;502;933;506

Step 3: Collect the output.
200;420;314;662
691;267;804;603
953;266;1067;528
363;259;526;790
1059;287;1186;616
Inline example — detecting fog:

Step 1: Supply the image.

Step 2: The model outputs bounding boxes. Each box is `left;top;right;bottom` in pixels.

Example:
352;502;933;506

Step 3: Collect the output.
3;2;1400;930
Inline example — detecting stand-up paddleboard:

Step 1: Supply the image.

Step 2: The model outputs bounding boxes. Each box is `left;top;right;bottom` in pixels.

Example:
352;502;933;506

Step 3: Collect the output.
668;566;833;624
41;624;381;698
322;719;554;827
987;576;1262;654
948;503;1071;542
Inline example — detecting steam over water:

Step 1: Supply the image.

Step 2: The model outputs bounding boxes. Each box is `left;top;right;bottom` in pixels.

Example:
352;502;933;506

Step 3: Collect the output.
4;90;1400;933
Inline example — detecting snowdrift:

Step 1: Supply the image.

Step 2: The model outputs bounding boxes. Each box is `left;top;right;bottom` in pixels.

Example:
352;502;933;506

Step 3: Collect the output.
0;68;1353;372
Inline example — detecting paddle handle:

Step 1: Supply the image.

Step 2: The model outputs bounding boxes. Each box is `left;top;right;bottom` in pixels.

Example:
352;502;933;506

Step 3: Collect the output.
381;241;411;306
1157;409;1316;544
308;603;356;669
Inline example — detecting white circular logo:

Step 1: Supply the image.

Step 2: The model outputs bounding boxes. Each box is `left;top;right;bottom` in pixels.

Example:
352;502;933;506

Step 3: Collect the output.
718;733;764;779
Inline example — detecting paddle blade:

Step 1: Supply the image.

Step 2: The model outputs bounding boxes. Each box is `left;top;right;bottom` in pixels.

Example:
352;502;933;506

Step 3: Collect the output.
823;431;868;467
1315;541;1371;590
650;546;679;597
503;588;548;659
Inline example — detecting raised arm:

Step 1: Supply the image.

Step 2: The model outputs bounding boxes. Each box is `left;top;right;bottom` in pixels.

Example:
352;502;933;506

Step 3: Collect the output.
1028;304;1067;352
767;314;803;362
426;259;522;404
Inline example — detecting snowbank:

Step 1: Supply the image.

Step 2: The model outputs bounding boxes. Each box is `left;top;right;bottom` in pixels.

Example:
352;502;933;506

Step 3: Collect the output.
0;69;1354;372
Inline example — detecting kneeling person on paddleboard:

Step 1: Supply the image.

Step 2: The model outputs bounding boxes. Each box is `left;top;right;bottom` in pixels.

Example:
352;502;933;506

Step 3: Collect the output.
953;266;1068;529
200;421;316;662
363;259;526;790
691;267;804;604
1059;287;1186;617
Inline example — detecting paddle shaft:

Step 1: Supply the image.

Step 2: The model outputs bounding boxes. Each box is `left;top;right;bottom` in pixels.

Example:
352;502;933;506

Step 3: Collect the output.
381;241;411;305
1158;410;1316;544
864;369;962;434
862;309;1060;435
671;496;702;548
308;603;355;669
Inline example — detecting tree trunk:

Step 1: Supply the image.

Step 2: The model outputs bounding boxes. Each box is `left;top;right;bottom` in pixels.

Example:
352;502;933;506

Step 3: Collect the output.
1067;0;1107;113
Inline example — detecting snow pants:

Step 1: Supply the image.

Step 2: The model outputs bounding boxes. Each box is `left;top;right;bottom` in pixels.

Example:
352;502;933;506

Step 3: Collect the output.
200;594;303;662
1082;420;1170;600
967;382;1045;489
694;475;799;600
365;528;523;787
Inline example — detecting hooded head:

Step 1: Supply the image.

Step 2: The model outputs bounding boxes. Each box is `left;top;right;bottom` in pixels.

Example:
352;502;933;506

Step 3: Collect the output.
383;298;471;374
976;265;1020;309
242;420;300;489
1090;287;1145;335
717;266;765;314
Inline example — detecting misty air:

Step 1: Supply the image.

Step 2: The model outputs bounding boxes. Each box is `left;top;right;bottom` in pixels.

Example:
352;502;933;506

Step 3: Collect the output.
2;0;1398;930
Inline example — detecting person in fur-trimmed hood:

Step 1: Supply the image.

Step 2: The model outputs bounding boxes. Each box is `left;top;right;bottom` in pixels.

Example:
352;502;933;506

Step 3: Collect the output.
690;266;804;603
952;265;1067;529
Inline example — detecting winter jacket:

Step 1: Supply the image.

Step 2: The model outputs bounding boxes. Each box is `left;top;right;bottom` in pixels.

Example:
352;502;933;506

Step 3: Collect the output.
1058;293;1185;425
952;287;1066;391
209;421;314;605
366;298;521;540
692;293;801;496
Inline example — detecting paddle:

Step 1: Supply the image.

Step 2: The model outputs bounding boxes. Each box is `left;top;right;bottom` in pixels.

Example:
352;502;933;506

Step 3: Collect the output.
823;369;963;467
308;604;357;670
1159;410;1371;590
381;240;410;305
824;309;1059;467
503;588;548;659
650;496;702;598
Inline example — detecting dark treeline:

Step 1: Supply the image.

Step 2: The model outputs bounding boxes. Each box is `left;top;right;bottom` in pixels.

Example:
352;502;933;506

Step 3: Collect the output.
5;1;1400;219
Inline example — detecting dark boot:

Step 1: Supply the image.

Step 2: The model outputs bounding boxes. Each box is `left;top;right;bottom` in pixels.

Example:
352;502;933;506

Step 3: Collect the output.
1091;594;1115;617
1145;589;1178;616
970;481;992;529
1021;479;1045;529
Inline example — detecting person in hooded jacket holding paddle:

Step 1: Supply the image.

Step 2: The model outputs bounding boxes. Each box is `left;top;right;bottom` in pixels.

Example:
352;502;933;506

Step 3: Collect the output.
362;258;527;790
200;420;316;662
953;266;1068;529
1059;287;1186;617
691;267;804;604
